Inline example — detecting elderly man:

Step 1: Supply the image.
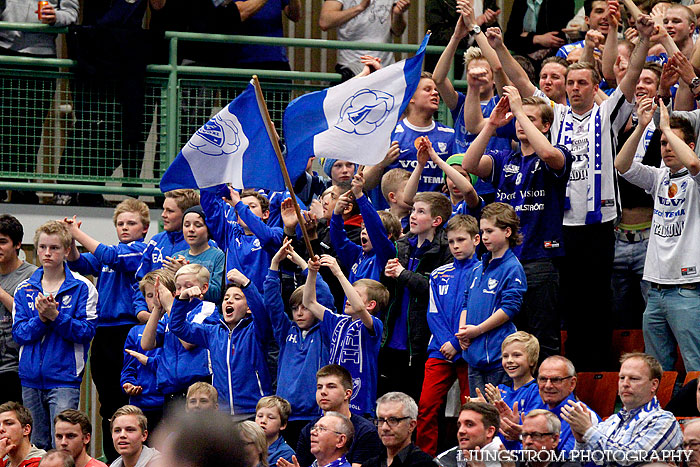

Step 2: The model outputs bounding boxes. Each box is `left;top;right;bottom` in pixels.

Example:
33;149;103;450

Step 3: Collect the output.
683;419;700;467
280;412;354;467
517;409;584;467
561;352;682;463
436;402;502;467
363;392;435;467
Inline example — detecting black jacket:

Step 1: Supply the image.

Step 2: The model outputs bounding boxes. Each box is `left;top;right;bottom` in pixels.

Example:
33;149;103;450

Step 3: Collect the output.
381;229;452;357
504;0;575;56
362;443;437;467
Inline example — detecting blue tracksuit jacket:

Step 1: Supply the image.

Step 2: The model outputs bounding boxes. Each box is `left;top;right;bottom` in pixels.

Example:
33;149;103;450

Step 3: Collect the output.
461;249;527;370
263;268;333;421
426;256;479;361
12;263;98;389
152;301;219;395
68;240;147;326
136;230;188;280
121;324;163;409
329;195;396;283
169;287;273;415
201;186;284;291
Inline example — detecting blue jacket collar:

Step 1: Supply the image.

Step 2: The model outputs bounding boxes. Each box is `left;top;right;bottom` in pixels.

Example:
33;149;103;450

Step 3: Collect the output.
482;248;515;270
28;262;81;295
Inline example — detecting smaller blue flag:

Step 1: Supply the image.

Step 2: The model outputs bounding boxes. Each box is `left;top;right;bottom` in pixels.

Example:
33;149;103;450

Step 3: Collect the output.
160;81;289;193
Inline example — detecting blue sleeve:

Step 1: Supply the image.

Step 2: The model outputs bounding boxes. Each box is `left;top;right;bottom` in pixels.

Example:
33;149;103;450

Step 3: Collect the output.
451;92;465;122
207;249;226;303
121;330;139;387
486;150;506;186
263;269;292;344
244;283;273;341
547;145;574;178
357;196;395;267
11;289;50;345
52;284;97;344
201;186;236;250
132;285;148;317
313;270;335;312
68;253;102;277
427;274;459;354
495;119;517;141
93;242;147;273
320;308;343;339
234;202;284;251
136;239;157;280
329;213;362;270
499;263;527;319
169;299;212;348
555;46;567;58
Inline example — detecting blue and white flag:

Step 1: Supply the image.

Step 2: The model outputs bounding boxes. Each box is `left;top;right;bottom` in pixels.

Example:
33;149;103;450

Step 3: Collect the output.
283;33;430;166
160;81;287;193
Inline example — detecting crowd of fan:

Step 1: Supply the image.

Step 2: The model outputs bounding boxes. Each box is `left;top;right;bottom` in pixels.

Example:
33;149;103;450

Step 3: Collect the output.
4;0;700;465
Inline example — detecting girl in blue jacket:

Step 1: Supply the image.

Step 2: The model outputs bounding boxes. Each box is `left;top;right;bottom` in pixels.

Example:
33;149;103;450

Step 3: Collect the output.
457;203;527;396
169;268;273;415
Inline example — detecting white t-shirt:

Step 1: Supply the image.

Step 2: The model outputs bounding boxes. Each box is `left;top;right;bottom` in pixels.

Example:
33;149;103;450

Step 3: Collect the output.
543;88;635;225
334;0;396;74
622;163;700;283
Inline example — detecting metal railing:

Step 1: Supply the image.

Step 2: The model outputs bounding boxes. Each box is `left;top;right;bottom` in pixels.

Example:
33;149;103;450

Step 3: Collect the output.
0;23;464;198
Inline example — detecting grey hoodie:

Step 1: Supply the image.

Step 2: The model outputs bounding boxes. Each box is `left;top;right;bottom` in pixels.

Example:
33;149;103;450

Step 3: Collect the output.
0;0;79;56
110;446;161;467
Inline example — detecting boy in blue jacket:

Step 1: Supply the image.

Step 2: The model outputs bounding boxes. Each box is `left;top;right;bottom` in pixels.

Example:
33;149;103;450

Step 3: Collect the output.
330;172;400;283
136;189;200;280
200;185;284;291
140;264;218;407
255;395;296;465
12;221;98;450
457;202;527;395
303;255;388;417
64;198;150;462
264;238;333;445
169;267;273;415
416;214;481;457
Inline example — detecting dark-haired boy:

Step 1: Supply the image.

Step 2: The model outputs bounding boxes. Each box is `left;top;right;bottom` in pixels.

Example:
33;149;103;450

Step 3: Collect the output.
463;86;573;360
380;191;453;402
416;215;480;456
54;409;107;467
0;215;37;405
200;185;283;291
0;401;45;467
616;102;700;372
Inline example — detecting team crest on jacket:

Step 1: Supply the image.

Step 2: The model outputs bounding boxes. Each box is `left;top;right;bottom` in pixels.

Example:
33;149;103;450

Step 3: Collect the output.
487;278;498;290
438;142;447;153
62;295;72;306
351;378;362;400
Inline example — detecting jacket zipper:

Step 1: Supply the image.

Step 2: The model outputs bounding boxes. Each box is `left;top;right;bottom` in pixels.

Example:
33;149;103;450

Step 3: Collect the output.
227;328;235;415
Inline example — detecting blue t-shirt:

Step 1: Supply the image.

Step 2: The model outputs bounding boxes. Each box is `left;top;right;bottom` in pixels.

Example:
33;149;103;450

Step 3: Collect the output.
369;120;455;209
234;0;290;64
321;309;383;416
487;146;573;261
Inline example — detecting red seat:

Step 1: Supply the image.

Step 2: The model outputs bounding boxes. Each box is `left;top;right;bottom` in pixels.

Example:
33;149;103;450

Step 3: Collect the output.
561;330;567;356
611;329;645;361
576;372;619;418
684;371;700;385
657;371;677;408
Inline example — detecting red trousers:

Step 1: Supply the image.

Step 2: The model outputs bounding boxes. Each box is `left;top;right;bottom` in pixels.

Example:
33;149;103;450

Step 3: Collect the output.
416;357;469;457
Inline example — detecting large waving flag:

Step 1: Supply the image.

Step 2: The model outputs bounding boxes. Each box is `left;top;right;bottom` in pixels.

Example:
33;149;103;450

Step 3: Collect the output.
283;34;430;166
160;81;292;192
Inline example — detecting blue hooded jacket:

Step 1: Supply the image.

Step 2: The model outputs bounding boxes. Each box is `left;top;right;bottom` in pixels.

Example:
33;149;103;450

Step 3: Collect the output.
461;249;527;370
427;256;478;361
152;301;219;395
68;240;147;326
263;269;334;421
121;324;163;409
12;263;98;389
201;186;284;291
169;285;273;415
136;230;188;280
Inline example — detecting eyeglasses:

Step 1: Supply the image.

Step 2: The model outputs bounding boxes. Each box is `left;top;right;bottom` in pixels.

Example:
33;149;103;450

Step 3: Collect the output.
311;424;343;436
683;441;700;450
520;432;555;441
537;376;574;385
373;417;410;427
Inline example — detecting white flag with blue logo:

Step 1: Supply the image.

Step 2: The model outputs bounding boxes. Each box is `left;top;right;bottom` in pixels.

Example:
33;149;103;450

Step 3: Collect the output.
283;33;430;166
160;81;291;192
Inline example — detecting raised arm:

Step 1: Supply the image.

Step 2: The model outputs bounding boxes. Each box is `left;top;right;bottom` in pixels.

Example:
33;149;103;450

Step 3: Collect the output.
463;97;511;177
619;15;654;101
486;27;538;99
659;101;700;175
320;255;374;331
602;0;621;86
364;142;399;190
432;17;468;111
615;98;656;174
302;257;328;321
319;0;368;31
402;140;430;205
390;0;409;36
422;137;480;207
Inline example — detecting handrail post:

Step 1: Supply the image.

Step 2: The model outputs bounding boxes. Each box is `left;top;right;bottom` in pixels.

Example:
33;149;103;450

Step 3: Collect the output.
165;37;179;171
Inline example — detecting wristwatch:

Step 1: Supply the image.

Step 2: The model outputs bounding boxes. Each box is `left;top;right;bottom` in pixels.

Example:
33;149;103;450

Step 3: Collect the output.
468;25;481;36
691;76;700;90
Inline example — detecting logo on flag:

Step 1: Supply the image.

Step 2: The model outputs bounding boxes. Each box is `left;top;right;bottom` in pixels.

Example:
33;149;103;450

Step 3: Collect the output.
335;89;395;135
189;115;247;157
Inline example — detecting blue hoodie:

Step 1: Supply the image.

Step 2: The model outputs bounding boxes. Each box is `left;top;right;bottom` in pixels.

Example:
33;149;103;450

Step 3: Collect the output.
201;186;284;291
152;301;219;395
263;269;333;421
330;195;396;283
169;286;273;415
462;249;527;370
136;230;188;280
427;256;478;361
496;378;546;449
121;324;163;410
268;436;295;466
69;241;147;326
12;263;98;389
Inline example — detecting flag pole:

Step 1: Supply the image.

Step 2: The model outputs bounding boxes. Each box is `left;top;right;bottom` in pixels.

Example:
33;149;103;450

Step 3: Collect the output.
252;75;316;258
